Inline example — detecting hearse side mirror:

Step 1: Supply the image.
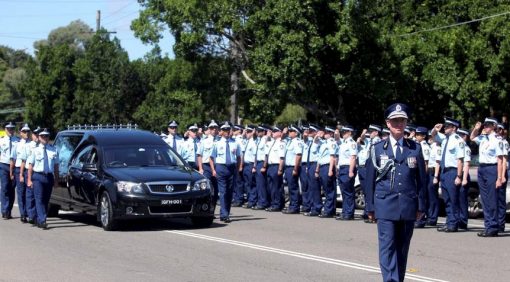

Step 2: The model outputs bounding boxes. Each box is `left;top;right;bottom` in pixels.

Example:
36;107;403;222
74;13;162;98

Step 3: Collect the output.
83;163;97;172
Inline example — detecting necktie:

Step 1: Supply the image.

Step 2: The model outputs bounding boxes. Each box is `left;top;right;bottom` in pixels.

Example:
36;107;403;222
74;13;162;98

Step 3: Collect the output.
172;137;176;150
43;145;49;174
255;138;260;161
9;137;12;154
193;139;198;164
226;140;232;165
440;136;450;171
395;142;403;162
306;139;312;162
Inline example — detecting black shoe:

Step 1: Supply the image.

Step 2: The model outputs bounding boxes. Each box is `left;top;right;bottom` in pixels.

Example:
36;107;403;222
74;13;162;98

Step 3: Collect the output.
499;228;505;233
282;209;299;214
1;213;5;219
38;222;48;230
335;216;354;221
219;217;231;223
20;217;28;223
252;206;266;210
458;223;468;230
303;212;319;217
4;213;12;220
265;207;281;212
444;227;458;233
231;202;243;207
319;213;334;218
364;218;376;224
28;218;35;225
414;223;425;228
243;204;254;209
477;231;498;237
300;208;310;213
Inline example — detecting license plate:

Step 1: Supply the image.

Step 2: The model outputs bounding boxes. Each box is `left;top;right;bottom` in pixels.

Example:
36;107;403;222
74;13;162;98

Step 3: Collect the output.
161;199;182;205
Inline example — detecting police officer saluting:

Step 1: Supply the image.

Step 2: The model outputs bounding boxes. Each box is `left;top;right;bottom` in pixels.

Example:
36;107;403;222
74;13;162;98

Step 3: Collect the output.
431;118;465;232
470;118;505;237
1;122;20;219
210;122;242;223
365;103;427;282
27;128;59;229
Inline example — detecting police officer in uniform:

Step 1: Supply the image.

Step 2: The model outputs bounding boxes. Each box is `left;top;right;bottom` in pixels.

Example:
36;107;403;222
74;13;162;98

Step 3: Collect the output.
1;122;20;219
457;128;471;230
496;123;508;232
431;118;465;232
282;125;303;214
164;120;184;155
197;120;219;203
304;125;322;217
414;126;430;228
300;125;313;213
336;125;357;220
240;125;258;208
263;126;286;211
210;122;242;223
11;124;31;222
365;103;427;282
315;126;338;218
426;131;441;226
27;128;58;229
181;124;200;170
254;125;271;210
232;125;246;207
357;124;382;222
470;118;504;237
21;126;41;224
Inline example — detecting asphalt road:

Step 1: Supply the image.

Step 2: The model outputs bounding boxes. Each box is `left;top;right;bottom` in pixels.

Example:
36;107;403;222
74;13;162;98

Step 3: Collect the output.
1;203;509;282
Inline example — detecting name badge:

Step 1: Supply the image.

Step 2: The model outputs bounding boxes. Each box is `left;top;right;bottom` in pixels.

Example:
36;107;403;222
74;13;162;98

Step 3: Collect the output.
380;154;389;167
407;157;417;168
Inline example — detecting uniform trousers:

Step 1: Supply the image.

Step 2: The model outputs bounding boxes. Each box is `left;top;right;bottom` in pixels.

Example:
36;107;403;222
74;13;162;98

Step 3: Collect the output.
338;165;356;218
284;166;300;212
426;168;439;224
308;162;322;214
0;163;15;215
478;164;499;233
319;164;336;216
202;163;218;203
215;164;236;219
14;167;27;218
255;162;269;208
32;172;54;224
377;219;415;282
300;163;311;212
242;163;257;207
267;164;283;209
440;168;460;229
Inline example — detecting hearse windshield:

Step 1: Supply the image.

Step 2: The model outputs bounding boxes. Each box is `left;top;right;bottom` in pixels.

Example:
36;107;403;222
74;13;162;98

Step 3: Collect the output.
103;145;186;168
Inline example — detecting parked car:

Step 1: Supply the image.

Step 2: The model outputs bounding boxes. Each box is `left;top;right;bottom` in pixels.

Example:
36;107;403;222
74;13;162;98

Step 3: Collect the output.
49;126;215;231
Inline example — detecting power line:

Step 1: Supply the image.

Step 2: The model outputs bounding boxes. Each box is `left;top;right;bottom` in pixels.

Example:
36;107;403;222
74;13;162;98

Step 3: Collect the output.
398;10;510;37
103;10;139;26
102;1;136;21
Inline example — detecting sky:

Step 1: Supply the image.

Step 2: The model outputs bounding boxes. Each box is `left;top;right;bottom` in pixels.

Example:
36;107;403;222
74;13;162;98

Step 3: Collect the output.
0;0;174;60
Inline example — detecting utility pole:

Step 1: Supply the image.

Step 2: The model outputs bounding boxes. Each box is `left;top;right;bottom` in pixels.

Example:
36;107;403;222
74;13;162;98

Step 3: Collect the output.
96;10;101;32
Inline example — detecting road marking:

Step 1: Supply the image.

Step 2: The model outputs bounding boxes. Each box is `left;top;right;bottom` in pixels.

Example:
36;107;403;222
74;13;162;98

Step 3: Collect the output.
167;230;449;282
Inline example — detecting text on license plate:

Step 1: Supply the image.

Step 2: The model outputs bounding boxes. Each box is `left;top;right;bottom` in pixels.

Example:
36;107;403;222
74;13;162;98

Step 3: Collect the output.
161;199;182;205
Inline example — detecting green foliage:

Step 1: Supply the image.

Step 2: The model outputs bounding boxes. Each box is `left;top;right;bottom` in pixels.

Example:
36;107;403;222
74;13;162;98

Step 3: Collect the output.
275;104;307;125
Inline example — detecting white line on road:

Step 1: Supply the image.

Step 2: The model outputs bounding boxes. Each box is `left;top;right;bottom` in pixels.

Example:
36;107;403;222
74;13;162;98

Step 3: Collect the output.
167;230;449;282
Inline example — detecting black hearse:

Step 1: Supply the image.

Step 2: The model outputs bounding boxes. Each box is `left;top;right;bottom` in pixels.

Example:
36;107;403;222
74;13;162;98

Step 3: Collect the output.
50;126;215;230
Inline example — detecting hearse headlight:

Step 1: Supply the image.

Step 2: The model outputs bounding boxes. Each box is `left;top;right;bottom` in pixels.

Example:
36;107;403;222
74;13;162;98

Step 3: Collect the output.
193;179;211;191
116;181;143;193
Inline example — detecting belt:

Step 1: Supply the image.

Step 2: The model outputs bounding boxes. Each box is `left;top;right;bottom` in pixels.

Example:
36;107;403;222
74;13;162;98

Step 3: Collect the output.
339;165;349;168
244;162;254;165
302;162;308;165
319;164;330;167
285;165;295;168
308;161;317;164
268;164;279;166
358;165;366;168
479;163;497;167
35;172;53;176
442;167;457;172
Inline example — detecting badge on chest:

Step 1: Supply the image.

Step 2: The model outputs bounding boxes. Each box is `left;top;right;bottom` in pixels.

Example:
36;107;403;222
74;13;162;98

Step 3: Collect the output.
380;154;389;167
407;156;417;168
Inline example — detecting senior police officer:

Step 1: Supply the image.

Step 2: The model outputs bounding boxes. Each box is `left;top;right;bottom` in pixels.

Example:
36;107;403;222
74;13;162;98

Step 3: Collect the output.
365;103;427;282
470;118;505;237
357;124;382;222
197;120;219;203
11;123;31;222
282;125;303;214
21;126;41;224
431;118;465;232
209;122;242;223
1;122;20;219
315;126;338;218
263;126;286;211
457;128;472;230
336;125;358;220
240;125;258;208
414;126;431;228
27;128;59;229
